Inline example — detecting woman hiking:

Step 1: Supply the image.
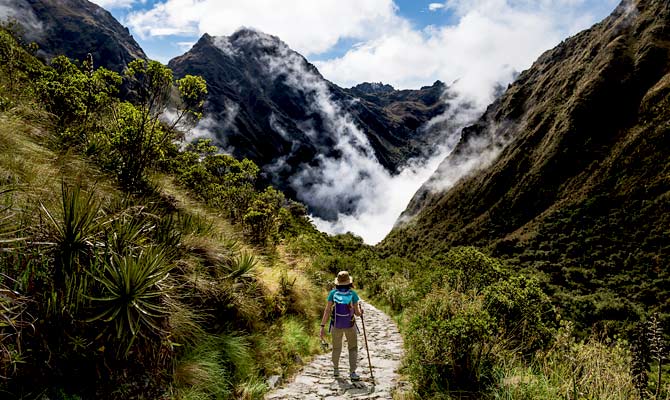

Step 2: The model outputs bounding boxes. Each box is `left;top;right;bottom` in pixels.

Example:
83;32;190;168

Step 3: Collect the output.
319;271;363;381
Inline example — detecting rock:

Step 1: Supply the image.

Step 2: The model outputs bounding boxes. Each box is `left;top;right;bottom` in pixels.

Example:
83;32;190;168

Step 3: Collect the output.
267;375;282;389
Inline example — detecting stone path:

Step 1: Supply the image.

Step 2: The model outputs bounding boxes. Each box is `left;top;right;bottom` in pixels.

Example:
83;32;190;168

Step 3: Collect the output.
265;300;404;400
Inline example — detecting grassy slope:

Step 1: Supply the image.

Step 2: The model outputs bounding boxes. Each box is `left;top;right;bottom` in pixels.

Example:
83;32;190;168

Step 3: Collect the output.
0;110;327;399
0;29;326;399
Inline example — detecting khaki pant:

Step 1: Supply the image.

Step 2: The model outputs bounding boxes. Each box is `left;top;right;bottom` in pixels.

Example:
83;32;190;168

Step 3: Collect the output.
331;326;358;373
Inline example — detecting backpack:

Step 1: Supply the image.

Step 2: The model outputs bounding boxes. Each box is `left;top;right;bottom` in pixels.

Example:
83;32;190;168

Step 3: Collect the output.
331;289;355;329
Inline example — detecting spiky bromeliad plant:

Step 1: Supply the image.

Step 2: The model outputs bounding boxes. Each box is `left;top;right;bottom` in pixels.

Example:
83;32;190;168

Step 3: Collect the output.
225;252;258;282
88;247;172;355
40;182;104;315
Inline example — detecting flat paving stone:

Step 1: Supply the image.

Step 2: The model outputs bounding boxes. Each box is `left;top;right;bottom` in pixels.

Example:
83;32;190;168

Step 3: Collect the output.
264;301;404;400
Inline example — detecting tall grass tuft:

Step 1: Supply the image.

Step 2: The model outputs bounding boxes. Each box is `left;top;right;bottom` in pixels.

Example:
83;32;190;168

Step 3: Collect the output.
236;377;267;400
167;299;206;348
281;317;319;363
173;333;257;399
220;333;255;382
174;337;232;399
492;322;639;400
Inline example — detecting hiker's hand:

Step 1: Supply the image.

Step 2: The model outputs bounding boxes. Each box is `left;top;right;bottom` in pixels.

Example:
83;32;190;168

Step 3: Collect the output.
319;326;325;340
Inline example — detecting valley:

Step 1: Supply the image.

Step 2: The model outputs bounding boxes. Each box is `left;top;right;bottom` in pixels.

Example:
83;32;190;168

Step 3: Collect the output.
0;0;668;399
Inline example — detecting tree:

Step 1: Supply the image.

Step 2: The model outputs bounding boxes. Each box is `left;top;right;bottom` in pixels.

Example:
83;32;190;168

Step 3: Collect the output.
111;60;207;189
243;187;285;244
37;55;121;135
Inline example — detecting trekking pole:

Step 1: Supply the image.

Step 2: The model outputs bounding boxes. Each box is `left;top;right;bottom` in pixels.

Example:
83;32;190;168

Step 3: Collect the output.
360;304;375;386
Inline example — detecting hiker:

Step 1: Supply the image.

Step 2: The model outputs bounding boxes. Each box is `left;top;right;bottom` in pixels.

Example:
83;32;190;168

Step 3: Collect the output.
320;270;363;381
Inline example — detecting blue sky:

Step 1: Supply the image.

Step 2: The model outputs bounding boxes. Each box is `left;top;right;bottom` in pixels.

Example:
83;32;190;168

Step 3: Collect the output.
94;0;619;93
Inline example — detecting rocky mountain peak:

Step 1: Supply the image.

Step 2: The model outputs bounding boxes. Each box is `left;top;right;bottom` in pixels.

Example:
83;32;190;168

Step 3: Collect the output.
169;28;449;219
350;82;396;95
6;0;146;72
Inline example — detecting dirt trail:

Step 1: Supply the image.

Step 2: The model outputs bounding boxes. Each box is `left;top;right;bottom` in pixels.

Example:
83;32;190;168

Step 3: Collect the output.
265;300;404;399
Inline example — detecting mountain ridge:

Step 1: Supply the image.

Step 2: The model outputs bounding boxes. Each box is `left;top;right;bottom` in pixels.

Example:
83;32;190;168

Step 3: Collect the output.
168;29;451;218
4;0;146;72
382;0;670;324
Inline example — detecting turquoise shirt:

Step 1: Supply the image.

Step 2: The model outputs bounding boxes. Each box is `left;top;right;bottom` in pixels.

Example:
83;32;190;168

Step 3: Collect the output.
327;288;360;303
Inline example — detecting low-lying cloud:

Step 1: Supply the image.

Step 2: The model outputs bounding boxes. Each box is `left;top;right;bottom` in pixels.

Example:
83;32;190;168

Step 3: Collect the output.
248;36;483;244
0;0;44;41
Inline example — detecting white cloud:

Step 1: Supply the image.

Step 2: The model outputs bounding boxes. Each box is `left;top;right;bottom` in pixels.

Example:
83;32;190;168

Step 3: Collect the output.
125;0;400;56
316;0;617;108
197;32;472;244
176;41;195;51
90;0;138;9
0;3;43;40
429;3;446;11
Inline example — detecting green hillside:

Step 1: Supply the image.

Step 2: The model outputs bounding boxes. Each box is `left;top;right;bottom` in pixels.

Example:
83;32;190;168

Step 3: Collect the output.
0;26;326;399
383;0;670;333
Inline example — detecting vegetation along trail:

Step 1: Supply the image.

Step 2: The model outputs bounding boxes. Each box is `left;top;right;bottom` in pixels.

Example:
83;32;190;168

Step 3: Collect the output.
265;300;404;399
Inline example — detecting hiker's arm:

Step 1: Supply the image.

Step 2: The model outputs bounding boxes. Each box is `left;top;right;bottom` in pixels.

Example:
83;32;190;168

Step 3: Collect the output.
353;301;362;316
321;301;333;326
319;301;333;339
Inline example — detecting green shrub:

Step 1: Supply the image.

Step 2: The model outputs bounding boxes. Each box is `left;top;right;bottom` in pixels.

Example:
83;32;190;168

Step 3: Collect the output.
381;274;416;312
405;287;496;392
484;275;555;351
439;246;506;291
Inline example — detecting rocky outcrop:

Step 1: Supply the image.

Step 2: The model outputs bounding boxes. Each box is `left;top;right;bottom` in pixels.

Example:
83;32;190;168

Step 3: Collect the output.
5;0;146;71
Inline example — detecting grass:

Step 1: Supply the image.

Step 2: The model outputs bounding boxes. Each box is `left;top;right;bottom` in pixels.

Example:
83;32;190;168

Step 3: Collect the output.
280;317;320;361
0;112;324;399
172;333;268;400
491;324;639;400
173;336;233;399
147;174;326;396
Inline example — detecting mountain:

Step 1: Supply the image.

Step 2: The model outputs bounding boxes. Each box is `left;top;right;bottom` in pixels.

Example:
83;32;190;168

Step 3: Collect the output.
168;30;448;208
383;0;670;324
3;0;145;71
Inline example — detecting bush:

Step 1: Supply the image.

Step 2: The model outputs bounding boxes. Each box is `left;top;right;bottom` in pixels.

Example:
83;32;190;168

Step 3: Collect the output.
403;247;557;397
484;275;555;351
405;287;496;392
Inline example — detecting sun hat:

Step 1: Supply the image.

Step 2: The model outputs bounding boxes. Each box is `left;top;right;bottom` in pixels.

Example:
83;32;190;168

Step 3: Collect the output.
334;271;353;285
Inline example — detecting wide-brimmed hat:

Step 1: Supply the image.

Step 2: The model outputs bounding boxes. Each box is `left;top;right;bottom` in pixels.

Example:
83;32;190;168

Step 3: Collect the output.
334;271;353;285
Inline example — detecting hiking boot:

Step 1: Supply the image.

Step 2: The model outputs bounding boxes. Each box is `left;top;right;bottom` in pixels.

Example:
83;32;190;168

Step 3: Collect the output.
350;372;361;381
333;368;340;378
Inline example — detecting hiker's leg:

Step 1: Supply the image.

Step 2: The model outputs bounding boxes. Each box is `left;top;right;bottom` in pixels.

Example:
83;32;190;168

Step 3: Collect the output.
344;327;358;373
331;328;344;369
